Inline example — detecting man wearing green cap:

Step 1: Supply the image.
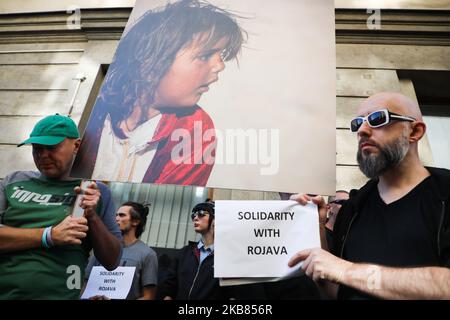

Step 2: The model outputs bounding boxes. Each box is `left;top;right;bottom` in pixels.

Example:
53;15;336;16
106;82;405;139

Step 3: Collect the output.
0;114;122;300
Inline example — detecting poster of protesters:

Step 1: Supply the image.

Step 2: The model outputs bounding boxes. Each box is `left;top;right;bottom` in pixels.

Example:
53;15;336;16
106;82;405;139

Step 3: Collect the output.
71;0;336;194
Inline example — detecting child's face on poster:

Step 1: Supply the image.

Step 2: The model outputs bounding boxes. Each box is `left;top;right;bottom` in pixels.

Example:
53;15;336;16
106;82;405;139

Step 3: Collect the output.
153;34;229;108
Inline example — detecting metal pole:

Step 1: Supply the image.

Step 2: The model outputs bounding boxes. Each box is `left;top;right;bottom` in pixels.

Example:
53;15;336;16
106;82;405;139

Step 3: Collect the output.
68;73;86;116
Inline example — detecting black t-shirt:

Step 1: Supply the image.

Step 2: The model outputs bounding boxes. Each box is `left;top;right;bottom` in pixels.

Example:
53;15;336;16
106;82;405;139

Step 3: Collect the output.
340;176;443;299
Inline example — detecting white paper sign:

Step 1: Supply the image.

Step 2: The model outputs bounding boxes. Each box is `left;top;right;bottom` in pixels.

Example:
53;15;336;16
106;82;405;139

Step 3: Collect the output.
81;266;136;300
215;200;320;278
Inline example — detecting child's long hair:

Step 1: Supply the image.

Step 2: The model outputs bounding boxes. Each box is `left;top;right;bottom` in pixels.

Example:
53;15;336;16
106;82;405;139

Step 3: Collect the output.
98;0;246;138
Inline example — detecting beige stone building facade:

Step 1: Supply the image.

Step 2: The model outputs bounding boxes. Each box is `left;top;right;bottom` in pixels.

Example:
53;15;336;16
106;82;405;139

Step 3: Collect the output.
1;1;449;247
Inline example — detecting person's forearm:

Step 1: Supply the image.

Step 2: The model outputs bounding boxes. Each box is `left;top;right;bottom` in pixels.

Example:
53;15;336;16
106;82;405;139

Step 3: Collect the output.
0;226;44;252
87;214;121;270
319;224;329;251
342;264;450;299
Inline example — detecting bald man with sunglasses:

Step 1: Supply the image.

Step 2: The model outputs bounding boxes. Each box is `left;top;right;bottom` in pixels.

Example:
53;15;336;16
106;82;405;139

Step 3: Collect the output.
289;92;450;299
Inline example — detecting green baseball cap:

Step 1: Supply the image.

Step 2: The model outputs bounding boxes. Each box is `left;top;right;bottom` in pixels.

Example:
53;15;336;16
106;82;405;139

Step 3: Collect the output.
18;114;79;147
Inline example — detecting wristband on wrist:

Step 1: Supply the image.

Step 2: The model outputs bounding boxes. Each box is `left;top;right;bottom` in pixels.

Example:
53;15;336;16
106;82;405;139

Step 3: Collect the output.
46;226;54;247
41;228;49;248
41;227;53;249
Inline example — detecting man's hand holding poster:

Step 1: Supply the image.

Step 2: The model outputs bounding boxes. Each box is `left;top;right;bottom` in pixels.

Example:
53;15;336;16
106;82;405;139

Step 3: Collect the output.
215;200;320;279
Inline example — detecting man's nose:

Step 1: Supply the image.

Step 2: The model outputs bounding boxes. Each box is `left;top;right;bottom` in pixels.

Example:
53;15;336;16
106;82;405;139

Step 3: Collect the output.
357;120;372;139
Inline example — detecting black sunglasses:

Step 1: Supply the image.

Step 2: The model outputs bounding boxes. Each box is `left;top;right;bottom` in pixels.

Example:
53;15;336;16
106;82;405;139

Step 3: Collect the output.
329;199;347;205
351;109;415;132
191;210;210;221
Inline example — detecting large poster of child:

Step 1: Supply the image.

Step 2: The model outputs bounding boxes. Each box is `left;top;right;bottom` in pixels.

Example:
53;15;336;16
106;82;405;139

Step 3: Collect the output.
71;0;336;194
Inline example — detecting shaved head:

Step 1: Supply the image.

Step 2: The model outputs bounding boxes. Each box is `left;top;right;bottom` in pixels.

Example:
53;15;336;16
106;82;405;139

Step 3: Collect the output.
357;92;423;121
356;92;427;178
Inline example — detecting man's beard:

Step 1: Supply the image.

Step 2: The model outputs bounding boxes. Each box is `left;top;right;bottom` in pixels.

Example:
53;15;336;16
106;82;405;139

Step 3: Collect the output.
357;130;410;179
121;224;132;236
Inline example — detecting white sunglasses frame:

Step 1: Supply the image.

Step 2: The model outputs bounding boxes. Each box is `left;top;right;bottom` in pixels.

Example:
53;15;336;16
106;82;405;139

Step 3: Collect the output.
351;109;416;132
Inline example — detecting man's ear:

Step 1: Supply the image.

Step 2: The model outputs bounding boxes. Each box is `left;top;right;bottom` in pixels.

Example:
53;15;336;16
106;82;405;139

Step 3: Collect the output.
409;121;426;143
73;138;81;154
132;219;140;227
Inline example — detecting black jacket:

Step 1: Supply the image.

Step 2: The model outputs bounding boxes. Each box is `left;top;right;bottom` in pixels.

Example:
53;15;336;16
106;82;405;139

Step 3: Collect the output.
160;241;229;300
